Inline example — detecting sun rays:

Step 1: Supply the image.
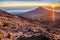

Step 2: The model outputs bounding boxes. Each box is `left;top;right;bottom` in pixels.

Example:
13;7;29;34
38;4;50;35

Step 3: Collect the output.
51;6;56;22
49;6;59;22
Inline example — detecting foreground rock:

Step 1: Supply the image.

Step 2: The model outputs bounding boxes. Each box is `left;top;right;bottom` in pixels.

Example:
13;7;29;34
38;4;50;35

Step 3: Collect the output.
0;10;60;40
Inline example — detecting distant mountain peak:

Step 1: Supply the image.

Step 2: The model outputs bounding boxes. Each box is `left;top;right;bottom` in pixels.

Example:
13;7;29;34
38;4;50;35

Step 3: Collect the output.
23;7;52;15
21;7;60;20
35;7;46;10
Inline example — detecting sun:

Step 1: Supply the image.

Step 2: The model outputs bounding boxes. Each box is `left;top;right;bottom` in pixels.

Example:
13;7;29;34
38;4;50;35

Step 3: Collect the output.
48;6;60;22
43;6;60;22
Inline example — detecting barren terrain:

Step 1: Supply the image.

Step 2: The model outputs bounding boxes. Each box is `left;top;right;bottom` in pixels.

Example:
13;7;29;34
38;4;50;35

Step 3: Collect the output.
0;10;60;40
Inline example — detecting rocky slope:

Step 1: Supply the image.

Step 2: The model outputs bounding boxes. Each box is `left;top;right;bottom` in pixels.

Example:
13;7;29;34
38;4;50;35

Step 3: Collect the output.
0;10;60;40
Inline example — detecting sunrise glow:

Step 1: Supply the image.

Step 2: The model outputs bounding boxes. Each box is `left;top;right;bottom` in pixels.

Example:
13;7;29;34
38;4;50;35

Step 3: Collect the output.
0;3;51;7
0;2;60;22
0;2;60;7
52;7;55;22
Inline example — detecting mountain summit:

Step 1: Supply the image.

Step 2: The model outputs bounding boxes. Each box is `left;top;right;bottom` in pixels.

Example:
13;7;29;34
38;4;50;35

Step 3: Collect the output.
21;7;60;20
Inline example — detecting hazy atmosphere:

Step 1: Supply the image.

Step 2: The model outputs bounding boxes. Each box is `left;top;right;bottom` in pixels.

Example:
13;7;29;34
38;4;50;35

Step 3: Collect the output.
0;0;60;14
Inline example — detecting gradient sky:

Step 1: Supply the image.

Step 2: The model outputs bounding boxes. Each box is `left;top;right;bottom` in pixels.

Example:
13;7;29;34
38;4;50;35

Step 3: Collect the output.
0;0;60;7
0;0;60;14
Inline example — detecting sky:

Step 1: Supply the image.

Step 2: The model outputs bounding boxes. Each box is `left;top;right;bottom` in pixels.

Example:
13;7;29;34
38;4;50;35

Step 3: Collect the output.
0;0;60;7
0;0;60;14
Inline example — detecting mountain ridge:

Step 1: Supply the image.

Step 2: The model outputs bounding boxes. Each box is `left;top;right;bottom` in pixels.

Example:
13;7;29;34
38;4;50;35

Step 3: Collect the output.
20;7;60;20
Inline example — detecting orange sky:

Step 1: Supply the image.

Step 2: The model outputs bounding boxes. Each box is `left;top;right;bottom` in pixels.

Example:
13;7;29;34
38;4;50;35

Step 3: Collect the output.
0;2;60;7
0;3;50;7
